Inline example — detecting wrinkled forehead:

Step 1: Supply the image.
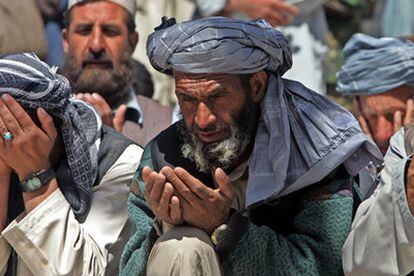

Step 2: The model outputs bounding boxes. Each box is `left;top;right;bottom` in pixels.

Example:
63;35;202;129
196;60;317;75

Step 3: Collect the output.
173;71;244;86
359;85;414;114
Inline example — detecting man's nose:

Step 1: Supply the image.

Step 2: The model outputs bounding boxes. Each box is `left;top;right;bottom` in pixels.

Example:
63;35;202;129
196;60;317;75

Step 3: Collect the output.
194;102;216;129
88;28;105;55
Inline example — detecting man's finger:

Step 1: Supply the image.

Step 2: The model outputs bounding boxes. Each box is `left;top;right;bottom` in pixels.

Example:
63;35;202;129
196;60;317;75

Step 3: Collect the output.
404;99;414;125
113;105;127;132
149;172;167;204
0;97;24;135
214;168;234;200
159;182;174;217
174;167;212;199
37;108;57;141
170;195;181;223
142;166;153;183
1;94;34;130
394;110;402;132
161;166;198;203
92;93;112;114
358;115;372;139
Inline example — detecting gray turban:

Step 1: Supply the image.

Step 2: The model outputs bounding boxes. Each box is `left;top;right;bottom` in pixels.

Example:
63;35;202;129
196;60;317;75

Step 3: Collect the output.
0;53;101;220
336;33;414;96
148;17;383;206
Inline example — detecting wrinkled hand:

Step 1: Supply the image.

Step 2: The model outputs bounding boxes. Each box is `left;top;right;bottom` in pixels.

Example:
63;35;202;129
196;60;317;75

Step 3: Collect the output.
143;166;184;225
75;93;126;132
223;0;299;26
0;94;56;181
0;157;11;232
162;167;234;234
354;98;414;139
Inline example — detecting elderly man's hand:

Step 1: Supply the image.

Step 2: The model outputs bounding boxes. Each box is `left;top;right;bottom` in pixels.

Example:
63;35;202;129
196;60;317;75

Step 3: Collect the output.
162;166;234;234
0;158;11;232
0;94;56;181
354;98;414;138
222;0;299;27
75;93;126;132
142;166;184;226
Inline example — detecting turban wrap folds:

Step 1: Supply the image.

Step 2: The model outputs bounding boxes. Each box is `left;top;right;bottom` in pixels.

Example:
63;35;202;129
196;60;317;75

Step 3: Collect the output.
148;17;383;207
336;33;414;96
0;53;101;220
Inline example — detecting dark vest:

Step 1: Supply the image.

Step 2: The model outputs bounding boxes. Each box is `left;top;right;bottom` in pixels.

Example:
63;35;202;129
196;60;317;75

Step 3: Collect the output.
6;126;135;276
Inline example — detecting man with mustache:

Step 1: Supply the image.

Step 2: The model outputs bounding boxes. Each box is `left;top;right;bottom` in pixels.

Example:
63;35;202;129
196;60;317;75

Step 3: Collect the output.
62;0;173;146
120;17;383;275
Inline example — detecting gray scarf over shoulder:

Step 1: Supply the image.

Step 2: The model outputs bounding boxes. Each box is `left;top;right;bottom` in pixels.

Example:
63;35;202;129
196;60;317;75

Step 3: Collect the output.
0;53;101;219
147;17;383;207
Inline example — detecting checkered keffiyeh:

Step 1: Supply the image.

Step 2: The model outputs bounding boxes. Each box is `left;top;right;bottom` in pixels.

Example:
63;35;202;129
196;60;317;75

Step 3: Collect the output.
0;53;101;220
147;17;383;207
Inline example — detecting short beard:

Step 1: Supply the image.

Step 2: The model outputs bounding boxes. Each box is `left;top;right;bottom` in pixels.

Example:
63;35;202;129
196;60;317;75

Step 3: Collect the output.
62;51;133;108
179;96;258;173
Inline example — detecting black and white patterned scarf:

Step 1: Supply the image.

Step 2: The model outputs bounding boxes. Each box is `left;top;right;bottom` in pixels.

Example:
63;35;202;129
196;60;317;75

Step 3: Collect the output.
0;53;101;219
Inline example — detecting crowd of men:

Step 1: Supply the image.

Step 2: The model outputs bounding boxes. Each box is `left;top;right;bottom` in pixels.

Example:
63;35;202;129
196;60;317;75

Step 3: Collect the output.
1;0;414;275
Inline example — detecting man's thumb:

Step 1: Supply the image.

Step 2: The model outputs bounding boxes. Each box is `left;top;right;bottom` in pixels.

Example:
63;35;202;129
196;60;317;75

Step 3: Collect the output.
215;168;233;199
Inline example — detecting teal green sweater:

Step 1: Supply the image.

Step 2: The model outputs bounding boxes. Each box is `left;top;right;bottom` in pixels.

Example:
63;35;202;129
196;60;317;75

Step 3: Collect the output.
120;144;355;275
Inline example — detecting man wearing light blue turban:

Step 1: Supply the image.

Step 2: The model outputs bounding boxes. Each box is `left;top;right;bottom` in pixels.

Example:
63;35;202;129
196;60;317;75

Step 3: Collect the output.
121;17;382;275
339;35;414;275
336;33;414;155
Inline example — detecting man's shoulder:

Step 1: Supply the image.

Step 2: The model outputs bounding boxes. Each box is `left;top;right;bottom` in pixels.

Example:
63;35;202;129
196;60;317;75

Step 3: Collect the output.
137;95;173;120
95;126;140;185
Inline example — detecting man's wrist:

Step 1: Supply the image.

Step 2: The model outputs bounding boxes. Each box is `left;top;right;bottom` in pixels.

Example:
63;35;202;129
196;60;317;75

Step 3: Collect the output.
16;163;51;181
211;209;248;259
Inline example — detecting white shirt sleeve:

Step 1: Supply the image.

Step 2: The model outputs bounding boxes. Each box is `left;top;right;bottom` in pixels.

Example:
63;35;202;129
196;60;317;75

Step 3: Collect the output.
0;236;10;276
342;129;414;276
1;144;142;276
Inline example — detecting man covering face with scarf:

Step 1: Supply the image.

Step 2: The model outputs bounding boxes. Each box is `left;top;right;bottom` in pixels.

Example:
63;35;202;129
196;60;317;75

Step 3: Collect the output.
0;53;143;276
120;17;383;275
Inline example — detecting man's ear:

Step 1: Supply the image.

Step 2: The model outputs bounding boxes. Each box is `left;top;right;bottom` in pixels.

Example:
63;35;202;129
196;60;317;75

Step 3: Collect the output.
62;28;69;53
128;31;139;53
249;71;268;103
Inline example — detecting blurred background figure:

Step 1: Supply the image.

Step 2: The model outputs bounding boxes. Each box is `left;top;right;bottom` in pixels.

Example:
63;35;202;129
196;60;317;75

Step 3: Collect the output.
36;0;68;67
0;0;47;59
336;33;414;155
62;0;173;146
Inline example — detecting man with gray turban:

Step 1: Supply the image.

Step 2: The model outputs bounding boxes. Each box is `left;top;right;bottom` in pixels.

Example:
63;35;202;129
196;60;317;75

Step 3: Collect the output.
0;53;142;275
336;33;414;155
120;17;382;275
339;35;414;275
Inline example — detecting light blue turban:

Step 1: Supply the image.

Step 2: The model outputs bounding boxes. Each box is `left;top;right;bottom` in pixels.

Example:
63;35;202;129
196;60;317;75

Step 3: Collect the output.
148;17;383;207
336;33;414;96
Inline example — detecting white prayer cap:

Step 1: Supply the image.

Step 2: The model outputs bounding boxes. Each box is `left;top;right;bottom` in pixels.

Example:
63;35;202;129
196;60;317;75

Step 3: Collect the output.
67;0;137;15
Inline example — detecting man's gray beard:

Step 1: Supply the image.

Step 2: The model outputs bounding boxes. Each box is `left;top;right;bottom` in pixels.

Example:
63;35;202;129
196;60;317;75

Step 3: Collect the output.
179;101;257;173
181;124;250;173
62;52;132;108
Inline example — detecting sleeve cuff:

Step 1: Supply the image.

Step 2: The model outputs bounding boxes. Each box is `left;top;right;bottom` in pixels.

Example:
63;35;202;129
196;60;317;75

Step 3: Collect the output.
0;236;10;275
3;189;68;241
393;154;414;242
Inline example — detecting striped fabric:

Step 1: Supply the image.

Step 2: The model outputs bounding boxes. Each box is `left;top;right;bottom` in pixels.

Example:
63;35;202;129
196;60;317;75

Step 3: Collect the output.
147;17;383;207
336;33;414;96
0;53;101;220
